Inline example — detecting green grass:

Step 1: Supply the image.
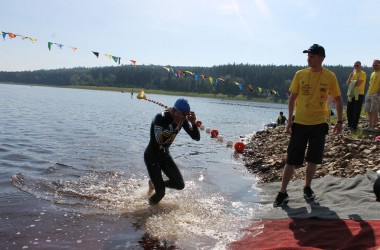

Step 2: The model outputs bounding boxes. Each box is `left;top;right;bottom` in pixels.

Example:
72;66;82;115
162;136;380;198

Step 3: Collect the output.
351;129;365;139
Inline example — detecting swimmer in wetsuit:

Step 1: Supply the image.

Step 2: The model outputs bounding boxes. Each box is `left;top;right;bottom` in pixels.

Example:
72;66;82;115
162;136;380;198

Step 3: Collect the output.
144;98;200;204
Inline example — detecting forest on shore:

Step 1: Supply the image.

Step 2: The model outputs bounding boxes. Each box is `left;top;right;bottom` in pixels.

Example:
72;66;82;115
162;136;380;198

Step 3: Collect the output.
0;63;371;102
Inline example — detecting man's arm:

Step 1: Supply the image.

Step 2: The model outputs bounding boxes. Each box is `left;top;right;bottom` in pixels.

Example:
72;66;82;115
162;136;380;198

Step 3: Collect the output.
286;93;298;134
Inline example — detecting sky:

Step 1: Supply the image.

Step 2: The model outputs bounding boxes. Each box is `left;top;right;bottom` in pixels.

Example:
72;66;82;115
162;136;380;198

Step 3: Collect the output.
2;0;380;71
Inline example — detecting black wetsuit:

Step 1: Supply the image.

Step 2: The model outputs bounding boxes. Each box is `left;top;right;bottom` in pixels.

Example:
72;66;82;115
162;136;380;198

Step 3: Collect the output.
144;110;200;204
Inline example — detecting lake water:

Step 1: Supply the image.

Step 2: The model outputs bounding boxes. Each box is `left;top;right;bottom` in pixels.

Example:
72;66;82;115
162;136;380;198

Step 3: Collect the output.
0;84;287;249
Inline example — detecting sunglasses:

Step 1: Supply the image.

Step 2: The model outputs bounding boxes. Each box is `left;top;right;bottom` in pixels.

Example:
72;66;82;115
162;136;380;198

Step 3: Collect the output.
354;65;360;67
373;64;380;67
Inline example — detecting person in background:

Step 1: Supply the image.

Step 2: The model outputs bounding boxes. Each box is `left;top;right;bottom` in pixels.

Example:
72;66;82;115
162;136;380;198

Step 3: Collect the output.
364;60;380;131
346;61;366;131
277;111;287;125
273;44;343;207
144;98;200;205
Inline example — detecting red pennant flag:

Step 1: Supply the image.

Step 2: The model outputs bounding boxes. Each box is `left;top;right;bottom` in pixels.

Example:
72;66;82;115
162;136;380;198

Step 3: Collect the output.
8;33;17;39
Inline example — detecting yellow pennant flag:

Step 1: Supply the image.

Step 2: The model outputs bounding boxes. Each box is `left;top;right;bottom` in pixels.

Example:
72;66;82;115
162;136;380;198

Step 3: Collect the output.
209;77;213;85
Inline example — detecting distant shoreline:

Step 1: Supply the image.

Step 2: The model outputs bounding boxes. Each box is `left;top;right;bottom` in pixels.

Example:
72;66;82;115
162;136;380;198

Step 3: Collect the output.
0;82;287;104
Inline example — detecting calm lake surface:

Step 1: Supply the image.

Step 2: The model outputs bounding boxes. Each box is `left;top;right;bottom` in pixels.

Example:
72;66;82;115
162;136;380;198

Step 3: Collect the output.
0;84;287;249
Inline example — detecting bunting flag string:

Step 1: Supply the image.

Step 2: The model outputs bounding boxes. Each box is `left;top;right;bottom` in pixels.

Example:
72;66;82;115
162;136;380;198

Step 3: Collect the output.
160;66;286;99
1;30;136;66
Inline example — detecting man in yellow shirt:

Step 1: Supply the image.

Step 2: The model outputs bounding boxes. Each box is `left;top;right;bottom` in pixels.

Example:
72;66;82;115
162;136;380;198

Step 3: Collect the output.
364;60;380;130
273;44;343;207
346;61;366;131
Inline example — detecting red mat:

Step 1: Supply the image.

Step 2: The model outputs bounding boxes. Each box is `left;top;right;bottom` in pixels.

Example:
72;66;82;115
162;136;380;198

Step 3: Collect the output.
230;218;380;249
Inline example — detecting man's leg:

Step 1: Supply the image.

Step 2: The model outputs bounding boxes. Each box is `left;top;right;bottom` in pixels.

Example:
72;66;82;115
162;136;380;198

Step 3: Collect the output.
368;112;374;128
346;101;354;128
161;154;185;190
305;162;317;187
145;155;166;204
280;164;295;193
352;95;364;130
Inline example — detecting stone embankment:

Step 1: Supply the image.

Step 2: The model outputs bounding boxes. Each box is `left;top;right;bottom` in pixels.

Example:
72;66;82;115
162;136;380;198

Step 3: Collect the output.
243;121;380;183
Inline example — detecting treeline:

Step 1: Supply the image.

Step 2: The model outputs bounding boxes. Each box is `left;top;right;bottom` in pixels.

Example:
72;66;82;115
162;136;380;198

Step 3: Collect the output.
0;63;371;102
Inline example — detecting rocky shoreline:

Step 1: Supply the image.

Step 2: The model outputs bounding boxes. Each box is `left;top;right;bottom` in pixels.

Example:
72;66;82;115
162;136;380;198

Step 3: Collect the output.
243;119;380;183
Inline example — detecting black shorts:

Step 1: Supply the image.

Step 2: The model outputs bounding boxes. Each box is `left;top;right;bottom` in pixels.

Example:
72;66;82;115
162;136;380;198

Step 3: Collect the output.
286;123;329;165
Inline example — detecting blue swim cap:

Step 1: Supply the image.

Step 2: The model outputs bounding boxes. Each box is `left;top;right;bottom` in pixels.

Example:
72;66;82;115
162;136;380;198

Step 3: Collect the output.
173;98;190;112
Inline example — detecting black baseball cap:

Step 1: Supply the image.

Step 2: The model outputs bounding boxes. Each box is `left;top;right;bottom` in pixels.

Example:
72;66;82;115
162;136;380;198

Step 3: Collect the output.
303;44;325;57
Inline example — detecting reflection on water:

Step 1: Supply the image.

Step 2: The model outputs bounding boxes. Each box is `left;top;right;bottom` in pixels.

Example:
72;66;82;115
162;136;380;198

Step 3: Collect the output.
0;84;286;249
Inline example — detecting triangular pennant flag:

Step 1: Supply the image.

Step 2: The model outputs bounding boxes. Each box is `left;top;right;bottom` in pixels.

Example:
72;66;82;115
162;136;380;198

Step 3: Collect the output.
8;33;17;39
105;54;112;59
2;32;6;40
234;81;240;86
130;60;136;66
195;74;199;81
48;42;53;51
28;37;37;43
258;87;262;93
238;83;243;91
92;51;99;58
184;71;194;76
112;56;119;63
209;77;213;85
177;70;182;78
248;84;253;92
163;67;170;72
69;46;77;52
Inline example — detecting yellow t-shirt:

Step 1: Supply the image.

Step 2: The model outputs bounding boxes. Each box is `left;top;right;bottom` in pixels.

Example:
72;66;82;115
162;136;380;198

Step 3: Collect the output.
367;71;380;95
351;70;367;95
290;68;341;125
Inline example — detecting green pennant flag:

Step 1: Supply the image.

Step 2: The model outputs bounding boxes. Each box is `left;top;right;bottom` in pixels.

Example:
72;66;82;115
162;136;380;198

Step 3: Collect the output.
112;56;119;63
48;42;53;51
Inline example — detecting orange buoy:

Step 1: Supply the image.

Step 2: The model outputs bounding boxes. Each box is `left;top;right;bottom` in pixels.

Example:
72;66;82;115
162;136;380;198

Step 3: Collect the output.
195;120;203;127
234;141;245;153
210;129;219;138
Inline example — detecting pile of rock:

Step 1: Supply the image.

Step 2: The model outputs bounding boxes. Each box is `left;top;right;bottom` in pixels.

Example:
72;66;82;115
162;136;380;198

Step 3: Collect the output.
243;121;380;183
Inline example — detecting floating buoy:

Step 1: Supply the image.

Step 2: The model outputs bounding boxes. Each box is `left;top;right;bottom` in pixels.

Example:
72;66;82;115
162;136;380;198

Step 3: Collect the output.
199;125;205;130
195;120;203;127
206;128;211;134
226;141;234;147
210;129;219;138
217;136;224;142
234;141;245;153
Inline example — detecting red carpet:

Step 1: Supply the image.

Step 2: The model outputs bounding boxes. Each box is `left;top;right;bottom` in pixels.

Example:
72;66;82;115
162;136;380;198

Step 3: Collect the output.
230;218;380;249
